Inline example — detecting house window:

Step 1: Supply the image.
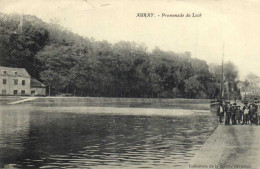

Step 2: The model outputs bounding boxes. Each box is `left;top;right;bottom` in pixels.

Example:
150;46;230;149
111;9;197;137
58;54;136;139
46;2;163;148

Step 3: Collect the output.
14;79;18;85
3;79;6;84
13;90;18;95
21;90;25;95
2;90;6;95
22;80;25;85
31;91;35;95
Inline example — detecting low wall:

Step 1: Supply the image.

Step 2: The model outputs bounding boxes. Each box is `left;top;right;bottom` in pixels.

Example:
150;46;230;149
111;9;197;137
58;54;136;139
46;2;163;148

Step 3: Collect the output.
0;97;24;105
26;97;210;110
30;97;210;103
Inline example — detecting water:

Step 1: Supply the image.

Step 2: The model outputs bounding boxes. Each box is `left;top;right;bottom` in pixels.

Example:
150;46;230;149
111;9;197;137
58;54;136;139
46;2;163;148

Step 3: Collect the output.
0;105;218;169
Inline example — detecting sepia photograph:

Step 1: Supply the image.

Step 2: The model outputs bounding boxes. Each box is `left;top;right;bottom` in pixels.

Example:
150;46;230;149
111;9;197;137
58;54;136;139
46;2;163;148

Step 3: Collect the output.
0;0;260;168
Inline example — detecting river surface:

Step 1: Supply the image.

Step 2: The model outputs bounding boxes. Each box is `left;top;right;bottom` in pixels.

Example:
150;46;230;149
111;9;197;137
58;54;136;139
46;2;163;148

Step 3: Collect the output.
0;105;218;169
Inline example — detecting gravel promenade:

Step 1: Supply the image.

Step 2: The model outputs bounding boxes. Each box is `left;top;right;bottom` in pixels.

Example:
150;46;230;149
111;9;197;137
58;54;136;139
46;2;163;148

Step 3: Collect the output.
187;125;260;169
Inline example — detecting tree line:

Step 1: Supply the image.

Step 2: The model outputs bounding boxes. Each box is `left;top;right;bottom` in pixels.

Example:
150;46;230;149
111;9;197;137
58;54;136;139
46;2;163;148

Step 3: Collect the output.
0;13;241;98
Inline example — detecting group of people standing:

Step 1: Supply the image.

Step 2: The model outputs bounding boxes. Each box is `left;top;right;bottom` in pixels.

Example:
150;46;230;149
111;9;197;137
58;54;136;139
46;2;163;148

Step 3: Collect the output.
218;99;259;125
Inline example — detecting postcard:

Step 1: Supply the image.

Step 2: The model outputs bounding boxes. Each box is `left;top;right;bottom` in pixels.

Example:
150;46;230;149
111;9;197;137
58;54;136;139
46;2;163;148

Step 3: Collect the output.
0;0;259;168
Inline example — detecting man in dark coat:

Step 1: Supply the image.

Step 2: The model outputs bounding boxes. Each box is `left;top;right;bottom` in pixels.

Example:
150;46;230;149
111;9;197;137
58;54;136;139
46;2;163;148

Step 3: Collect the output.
252;99;259;125
249;101;256;125
236;105;243;125
218;101;225;124
243;101;249;125
232;103;237;125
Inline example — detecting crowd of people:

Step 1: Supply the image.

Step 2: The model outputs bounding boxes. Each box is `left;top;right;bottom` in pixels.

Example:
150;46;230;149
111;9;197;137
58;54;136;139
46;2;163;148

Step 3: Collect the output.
217;99;259;125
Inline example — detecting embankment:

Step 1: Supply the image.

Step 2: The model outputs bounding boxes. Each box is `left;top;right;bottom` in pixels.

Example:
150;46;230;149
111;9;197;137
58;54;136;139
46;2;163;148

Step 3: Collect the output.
21;97;211;110
0;97;24;105
187;125;260;169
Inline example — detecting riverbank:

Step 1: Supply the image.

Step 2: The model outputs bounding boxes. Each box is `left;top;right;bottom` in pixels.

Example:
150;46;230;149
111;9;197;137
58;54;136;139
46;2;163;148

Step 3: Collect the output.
187;125;260;169
0;97;24;105
0;96;211;110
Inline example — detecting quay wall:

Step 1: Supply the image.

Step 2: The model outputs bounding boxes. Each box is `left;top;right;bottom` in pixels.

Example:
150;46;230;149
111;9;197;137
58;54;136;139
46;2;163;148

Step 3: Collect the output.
25;97;211;110
0;97;24;105
0;96;211;110
30;97;210;103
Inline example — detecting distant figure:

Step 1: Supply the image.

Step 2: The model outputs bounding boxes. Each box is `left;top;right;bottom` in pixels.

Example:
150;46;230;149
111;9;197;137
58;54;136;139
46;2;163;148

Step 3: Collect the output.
236;105;243;125
253;100;259;125
231;103;237;125
225;101;231;125
256;103;260;125
249;101;256;125
218;102;224;124
243;102;249;125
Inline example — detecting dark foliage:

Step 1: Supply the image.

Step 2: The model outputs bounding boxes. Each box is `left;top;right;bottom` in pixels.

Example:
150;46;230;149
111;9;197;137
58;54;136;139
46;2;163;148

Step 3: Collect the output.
0;13;240;98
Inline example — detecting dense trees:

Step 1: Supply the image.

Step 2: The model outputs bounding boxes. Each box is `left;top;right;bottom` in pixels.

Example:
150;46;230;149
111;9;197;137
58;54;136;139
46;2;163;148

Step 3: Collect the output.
209;61;240;100
0;14;49;78
0;13;241;98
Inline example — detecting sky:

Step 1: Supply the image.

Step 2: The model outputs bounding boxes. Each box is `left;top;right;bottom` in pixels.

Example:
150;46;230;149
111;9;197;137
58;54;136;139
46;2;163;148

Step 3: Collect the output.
1;0;260;80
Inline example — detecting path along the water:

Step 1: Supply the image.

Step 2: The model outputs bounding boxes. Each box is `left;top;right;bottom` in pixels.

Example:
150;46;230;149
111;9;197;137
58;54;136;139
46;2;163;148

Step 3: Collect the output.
7;97;36;105
187;125;260;169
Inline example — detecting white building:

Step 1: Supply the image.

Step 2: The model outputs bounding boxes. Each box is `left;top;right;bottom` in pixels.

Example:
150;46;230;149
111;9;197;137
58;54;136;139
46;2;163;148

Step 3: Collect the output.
0;66;46;96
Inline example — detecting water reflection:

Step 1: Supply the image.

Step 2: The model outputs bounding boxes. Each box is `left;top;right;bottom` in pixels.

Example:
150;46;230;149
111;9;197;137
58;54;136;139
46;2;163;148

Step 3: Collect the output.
0;110;30;167
0;106;217;168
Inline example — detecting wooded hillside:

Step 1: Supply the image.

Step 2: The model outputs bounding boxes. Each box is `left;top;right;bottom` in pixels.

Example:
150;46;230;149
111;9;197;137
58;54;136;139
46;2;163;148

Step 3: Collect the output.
0;13;240;98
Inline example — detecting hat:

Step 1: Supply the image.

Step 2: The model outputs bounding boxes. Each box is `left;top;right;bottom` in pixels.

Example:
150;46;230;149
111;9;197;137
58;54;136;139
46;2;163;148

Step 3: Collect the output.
233;103;237;105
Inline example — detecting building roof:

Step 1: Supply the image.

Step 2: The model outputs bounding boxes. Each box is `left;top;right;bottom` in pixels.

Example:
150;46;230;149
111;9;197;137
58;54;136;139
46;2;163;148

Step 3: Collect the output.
0;66;31;78
31;78;46;87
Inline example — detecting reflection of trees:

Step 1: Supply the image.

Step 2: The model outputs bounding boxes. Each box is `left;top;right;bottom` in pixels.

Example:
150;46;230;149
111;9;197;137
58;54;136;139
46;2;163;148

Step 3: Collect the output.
0;111;217;168
0;108;30;167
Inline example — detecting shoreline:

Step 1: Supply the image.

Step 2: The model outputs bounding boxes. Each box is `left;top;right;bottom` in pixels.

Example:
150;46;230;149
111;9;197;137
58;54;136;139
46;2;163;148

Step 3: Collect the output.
0;96;211;102
0;105;210;117
0;96;211;110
